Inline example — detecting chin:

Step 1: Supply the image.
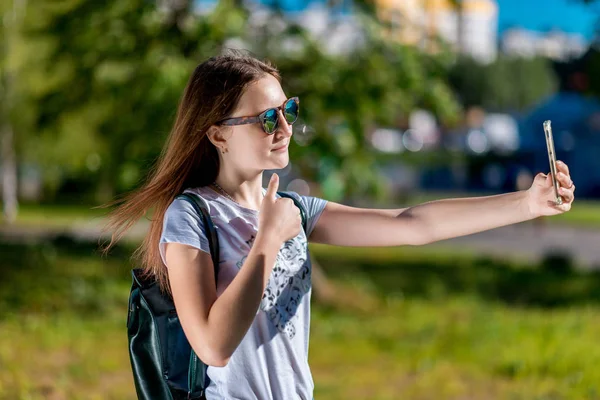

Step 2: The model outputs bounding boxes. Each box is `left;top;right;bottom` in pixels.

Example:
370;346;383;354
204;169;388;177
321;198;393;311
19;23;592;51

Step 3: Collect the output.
269;154;289;169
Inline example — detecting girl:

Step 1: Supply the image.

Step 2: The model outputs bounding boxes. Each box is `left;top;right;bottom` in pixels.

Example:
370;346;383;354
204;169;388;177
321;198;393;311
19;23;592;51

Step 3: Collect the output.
101;49;575;399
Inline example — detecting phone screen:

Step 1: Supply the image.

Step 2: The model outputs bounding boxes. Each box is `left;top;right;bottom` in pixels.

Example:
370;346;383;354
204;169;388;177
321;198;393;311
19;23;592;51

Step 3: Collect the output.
542;120;563;205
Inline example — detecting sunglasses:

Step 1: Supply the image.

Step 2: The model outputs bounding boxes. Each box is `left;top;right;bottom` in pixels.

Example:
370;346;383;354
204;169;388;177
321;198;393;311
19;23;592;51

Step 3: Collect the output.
218;97;300;135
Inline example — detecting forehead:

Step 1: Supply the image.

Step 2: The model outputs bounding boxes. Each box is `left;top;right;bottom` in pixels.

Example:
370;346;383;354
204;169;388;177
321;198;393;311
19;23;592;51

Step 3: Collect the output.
235;74;287;114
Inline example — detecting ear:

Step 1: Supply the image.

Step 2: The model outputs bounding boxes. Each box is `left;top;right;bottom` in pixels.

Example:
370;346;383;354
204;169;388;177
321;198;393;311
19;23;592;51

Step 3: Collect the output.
206;125;229;149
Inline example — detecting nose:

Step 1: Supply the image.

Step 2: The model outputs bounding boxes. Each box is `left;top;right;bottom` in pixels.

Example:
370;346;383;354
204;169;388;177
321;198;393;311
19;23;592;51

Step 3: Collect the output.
275;109;293;138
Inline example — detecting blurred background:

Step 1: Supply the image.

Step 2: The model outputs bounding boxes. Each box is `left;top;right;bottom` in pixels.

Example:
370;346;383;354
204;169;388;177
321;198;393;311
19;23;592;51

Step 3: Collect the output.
2;0;600;398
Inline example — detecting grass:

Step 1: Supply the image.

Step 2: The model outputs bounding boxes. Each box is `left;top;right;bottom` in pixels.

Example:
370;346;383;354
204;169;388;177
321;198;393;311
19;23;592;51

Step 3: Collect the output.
2;238;600;399
310;297;600;399
9;203;110;228
546;198;600;227
0;312;133;400
310;244;600;306
0;239;133;400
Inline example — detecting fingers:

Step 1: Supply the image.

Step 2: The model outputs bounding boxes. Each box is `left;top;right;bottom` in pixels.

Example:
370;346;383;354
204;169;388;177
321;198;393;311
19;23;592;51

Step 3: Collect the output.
559;185;575;203
557;160;570;177
553;200;572;213
553;161;575;207
557;171;573;189
265;173;279;202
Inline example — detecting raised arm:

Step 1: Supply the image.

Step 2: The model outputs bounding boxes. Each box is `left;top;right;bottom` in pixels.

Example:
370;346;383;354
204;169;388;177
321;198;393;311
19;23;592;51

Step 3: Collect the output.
309;161;575;247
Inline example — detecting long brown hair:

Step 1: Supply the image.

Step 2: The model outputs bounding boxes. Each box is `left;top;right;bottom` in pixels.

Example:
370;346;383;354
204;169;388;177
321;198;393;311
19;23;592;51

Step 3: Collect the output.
98;49;280;295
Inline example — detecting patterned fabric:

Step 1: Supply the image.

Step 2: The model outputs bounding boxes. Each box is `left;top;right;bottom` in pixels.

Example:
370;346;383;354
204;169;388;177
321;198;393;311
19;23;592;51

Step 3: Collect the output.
159;185;327;400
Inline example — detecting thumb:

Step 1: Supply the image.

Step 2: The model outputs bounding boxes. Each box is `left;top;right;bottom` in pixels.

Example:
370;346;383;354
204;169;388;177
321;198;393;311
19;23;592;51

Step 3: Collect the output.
265;173;279;202
534;172;547;185
544;172;552;186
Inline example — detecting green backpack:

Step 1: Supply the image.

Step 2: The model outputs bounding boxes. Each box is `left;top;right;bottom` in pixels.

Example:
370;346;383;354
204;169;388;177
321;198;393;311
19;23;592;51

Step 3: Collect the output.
127;191;308;400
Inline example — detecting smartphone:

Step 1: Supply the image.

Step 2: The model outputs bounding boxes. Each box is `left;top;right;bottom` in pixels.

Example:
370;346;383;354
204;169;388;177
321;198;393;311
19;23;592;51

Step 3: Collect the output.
542;120;563;205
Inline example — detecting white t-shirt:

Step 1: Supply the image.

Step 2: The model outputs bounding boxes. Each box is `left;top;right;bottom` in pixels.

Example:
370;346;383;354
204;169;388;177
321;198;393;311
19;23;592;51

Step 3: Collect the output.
159;185;328;400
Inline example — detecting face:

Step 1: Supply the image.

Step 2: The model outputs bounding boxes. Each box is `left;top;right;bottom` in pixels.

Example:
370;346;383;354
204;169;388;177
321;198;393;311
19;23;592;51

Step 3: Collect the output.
211;74;294;173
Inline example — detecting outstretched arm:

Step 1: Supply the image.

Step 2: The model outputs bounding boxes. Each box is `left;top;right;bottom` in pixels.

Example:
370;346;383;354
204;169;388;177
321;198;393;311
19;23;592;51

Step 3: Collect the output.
309;161;575;247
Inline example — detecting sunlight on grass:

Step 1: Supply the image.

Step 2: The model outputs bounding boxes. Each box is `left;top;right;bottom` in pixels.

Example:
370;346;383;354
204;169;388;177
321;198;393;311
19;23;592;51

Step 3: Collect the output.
11;203;110;228
0;312;133;400
310;292;600;399
2;240;600;399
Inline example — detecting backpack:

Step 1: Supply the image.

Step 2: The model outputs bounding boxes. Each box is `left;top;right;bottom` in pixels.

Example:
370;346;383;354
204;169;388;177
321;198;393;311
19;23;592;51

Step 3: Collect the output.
127;191;308;400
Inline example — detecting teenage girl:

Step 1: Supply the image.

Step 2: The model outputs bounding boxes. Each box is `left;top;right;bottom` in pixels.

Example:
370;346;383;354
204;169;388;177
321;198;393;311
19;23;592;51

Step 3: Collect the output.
101;49;575;399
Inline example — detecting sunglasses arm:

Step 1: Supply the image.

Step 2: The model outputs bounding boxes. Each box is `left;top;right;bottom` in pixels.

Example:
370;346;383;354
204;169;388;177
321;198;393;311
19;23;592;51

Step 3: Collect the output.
219;116;261;126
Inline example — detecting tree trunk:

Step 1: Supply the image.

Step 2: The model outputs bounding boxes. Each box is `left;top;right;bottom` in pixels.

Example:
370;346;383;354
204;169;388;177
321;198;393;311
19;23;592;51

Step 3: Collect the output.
1;121;18;224
0;0;28;224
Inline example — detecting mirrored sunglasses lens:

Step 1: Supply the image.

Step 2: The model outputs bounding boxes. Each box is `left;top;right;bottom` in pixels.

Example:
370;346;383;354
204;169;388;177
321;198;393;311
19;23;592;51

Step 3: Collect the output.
284;99;299;124
263;109;278;133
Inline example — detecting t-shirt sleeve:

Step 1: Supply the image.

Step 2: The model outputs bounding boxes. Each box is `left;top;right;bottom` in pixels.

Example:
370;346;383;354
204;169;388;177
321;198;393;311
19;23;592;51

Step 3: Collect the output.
159;197;211;267
284;191;328;238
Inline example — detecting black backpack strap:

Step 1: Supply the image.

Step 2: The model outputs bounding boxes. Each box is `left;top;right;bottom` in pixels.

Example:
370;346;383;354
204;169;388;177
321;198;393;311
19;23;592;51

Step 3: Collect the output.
175;193;220;281
174;192;219;398
277;191;307;234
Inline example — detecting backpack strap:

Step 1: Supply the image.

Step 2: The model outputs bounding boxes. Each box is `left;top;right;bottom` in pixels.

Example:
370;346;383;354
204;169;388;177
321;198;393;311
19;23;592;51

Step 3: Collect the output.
175;193;220;281
276;191;308;233
174;192;219;399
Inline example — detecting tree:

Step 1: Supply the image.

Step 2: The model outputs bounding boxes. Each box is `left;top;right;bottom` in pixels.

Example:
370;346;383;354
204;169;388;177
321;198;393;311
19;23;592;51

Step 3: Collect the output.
20;0;250;203
449;54;557;112
14;0;461;306
20;0;460;204
0;0;30;223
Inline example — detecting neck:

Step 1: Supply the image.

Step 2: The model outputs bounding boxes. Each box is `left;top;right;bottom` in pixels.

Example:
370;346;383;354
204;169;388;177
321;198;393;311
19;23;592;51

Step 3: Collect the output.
212;171;265;211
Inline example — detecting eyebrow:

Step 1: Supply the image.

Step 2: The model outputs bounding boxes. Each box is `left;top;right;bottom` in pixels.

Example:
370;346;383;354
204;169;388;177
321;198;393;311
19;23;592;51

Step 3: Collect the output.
257;98;289;113
232;97;290;119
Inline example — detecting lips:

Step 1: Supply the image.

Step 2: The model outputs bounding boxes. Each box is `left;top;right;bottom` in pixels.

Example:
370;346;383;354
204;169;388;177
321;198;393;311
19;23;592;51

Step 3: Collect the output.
272;143;288;151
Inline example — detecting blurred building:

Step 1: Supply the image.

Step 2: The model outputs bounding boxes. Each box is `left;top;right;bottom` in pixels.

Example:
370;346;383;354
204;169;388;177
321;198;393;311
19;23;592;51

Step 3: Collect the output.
376;0;498;63
501;28;588;61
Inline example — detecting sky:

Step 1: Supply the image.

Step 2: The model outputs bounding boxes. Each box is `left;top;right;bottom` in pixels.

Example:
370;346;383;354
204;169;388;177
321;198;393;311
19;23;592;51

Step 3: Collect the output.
497;0;600;39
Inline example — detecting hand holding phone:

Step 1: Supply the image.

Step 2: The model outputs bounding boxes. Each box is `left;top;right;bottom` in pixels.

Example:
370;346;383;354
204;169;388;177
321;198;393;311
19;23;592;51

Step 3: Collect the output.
542;120;563;205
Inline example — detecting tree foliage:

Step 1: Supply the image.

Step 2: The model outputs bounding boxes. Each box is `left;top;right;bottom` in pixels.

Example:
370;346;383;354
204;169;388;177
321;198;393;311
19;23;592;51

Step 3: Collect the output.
449;54;558;113
11;0;460;203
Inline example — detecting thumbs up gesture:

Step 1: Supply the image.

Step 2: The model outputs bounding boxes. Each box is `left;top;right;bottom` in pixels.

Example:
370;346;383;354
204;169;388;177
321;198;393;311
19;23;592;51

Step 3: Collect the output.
257;173;302;245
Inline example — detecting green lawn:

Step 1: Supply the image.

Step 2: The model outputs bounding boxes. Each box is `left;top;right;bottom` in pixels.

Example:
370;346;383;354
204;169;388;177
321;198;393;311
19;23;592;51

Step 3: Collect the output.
545;198;600;227
10;203;109;228
311;297;600;399
2;239;600;399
